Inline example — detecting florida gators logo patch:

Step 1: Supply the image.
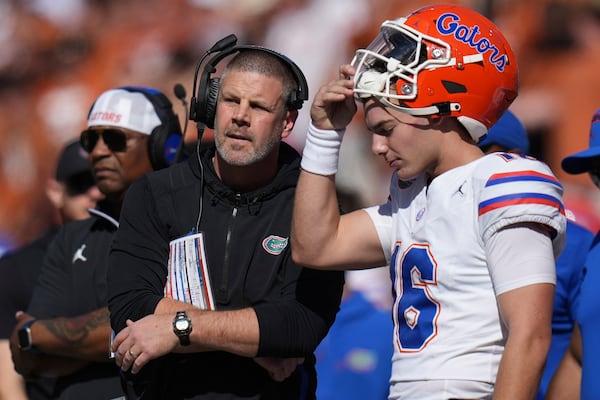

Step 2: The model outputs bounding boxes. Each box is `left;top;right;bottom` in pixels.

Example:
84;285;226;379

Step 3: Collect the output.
262;235;288;255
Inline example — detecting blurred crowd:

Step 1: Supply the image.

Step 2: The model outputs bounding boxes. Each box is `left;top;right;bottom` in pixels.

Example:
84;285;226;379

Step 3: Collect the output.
2;0;600;252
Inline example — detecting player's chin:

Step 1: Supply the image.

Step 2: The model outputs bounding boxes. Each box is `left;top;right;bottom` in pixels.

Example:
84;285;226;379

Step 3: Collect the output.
394;168;418;182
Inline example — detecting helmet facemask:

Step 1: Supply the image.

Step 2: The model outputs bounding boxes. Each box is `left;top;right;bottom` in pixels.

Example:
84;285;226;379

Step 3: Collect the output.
352;19;453;112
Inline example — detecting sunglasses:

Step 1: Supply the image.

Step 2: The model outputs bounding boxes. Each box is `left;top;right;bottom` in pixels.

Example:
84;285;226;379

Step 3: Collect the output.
80;129;137;153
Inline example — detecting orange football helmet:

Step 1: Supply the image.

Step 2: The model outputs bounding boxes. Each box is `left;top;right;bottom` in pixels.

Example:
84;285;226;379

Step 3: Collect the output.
352;4;518;142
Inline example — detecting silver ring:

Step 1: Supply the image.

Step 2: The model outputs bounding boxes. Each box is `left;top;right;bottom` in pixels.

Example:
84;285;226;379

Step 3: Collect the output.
128;349;136;357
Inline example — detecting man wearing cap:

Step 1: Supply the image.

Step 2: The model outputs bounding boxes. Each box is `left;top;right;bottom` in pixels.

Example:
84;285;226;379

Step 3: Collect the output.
478;109;595;400
547;109;600;400
0;139;103;400
9;86;181;399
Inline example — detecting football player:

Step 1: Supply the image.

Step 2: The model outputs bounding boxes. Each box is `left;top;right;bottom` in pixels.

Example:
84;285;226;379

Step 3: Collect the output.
292;5;567;399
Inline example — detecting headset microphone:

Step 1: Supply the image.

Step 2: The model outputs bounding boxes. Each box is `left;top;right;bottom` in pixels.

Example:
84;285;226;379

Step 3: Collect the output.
207;33;238;55
173;83;189;140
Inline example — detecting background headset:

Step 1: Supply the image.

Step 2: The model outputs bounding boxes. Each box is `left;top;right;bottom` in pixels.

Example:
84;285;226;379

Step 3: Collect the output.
115;86;183;170
189;34;309;134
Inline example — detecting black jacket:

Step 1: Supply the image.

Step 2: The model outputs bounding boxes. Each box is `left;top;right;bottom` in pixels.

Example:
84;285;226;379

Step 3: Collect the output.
108;143;344;399
0;226;58;338
26;206;124;400
0;227;59;400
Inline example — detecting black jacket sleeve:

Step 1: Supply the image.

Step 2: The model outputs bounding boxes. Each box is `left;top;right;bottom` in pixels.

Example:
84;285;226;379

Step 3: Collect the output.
0;229;56;337
253;257;344;357
107;177;169;333
0;255;25;337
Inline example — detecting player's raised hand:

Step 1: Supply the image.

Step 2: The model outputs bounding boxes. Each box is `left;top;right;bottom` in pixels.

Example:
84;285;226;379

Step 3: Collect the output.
310;64;357;131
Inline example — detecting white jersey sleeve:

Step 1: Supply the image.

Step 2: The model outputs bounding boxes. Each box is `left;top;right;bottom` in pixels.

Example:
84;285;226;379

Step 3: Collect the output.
364;201;393;264
477;153;566;256
486;223;557;295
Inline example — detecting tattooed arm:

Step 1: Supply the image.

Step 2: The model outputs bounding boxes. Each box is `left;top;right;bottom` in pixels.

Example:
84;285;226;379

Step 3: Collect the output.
9;308;111;379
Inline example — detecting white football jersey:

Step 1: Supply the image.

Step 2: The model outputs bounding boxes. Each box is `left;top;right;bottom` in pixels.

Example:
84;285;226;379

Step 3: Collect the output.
365;153;566;397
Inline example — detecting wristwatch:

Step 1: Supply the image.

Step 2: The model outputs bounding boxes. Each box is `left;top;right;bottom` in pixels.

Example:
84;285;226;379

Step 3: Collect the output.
17;319;38;352
172;311;192;346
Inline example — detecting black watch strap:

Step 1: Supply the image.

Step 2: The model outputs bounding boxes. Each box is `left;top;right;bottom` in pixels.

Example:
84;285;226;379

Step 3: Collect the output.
18;319;39;353
179;333;191;346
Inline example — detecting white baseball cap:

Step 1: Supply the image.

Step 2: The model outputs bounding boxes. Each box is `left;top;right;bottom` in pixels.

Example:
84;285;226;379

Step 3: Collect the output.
87;88;161;135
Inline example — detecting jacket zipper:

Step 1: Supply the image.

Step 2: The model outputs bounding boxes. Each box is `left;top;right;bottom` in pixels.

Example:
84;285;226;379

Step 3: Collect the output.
219;193;240;303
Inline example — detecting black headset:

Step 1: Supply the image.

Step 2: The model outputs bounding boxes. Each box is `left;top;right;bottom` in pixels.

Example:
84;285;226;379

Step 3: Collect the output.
189;34;309;131
114;86;183;170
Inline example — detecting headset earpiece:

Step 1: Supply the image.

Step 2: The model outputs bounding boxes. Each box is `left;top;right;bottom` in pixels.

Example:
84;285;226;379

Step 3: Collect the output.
147;117;183;169
118;86;183;170
202;78;221;130
189;96;198;122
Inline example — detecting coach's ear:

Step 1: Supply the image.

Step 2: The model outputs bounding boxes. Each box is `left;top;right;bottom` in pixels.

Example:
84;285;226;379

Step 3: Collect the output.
281;109;298;139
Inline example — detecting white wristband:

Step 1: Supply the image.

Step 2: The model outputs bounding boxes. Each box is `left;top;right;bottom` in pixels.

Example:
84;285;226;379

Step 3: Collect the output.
301;122;345;176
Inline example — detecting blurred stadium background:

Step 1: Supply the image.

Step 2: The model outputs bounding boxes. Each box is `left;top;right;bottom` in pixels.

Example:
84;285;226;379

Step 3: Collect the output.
2;0;600;253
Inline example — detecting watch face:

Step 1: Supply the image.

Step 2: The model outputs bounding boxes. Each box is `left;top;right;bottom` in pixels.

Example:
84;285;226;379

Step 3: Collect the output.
18;328;31;350
175;319;190;331
173;312;192;346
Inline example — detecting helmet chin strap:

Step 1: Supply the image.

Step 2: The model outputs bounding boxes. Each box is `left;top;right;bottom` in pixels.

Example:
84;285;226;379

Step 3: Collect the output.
377;96;461;117
377;96;485;143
